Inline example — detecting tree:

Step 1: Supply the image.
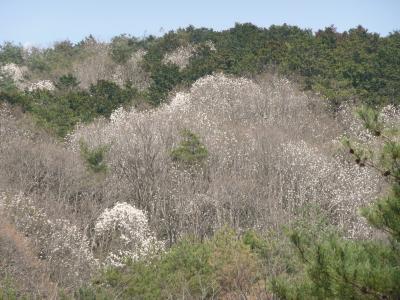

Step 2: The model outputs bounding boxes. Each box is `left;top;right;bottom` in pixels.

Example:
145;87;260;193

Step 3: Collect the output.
0;42;24;65
147;63;182;105
109;34;138;64
56;74;80;91
53;40;74;56
89;80;137;116
272;106;400;299
170;129;208;166
79;140;109;173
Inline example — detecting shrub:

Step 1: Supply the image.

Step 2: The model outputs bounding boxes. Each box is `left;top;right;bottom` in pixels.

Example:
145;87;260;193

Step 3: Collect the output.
89;228;262;299
109;35;138;64
170;129;208;166
79;140;109;173
0;69;17;94
56;74;80;91
92;202;162;266
0;42;24;65
147;63;182;105
89;80;138;117
26;53;50;73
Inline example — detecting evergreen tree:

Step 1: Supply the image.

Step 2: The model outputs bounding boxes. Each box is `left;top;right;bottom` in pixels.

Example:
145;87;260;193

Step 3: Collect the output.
170;129;208;166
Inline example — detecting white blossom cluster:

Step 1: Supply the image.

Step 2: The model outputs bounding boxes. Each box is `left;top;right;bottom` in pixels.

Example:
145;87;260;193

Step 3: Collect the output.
93;202;162;266
0;192;97;286
279;140;382;238
336;103;375;143
27;80;55;91
1;63;26;82
162;44;196;69
380;104;400;129
204;40;217;51
112;49;149;89
68;74;264;171
0;63;27;89
0;192;161;282
0;63;55;91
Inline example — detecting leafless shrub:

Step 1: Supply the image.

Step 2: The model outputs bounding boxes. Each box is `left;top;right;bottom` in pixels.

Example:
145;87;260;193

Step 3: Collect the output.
0;192;96;292
72;45;150;90
71;43;114;89
0;110;102;291
0;219;59;299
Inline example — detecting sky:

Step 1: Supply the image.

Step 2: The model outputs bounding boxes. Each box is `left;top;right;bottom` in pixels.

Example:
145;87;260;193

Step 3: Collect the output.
0;0;399;47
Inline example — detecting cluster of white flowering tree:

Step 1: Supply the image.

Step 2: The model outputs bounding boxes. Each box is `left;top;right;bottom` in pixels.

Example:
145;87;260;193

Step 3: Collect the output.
0;192;96;288
93;202;162;266
1;63;55;91
162;41;215;70
162;44;196;70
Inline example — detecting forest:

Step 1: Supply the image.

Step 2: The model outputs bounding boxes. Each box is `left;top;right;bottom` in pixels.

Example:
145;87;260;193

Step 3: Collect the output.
0;23;399;299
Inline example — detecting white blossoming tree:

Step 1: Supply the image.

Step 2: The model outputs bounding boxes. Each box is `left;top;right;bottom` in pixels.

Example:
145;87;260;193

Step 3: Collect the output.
93;202;162;266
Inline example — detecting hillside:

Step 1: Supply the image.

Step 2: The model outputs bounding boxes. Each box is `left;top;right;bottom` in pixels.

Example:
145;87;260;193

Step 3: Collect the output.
1;24;400;299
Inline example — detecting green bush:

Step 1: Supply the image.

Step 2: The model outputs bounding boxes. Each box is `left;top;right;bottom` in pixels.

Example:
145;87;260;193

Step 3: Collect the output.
0;42;24;65
142;24;400;107
109;34;138;64
147;63;182;105
86;228;262;299
79;140;109;173
170;129;208;166
1;79;139;137
0;70;17;94
26;52;50;73
56;74;80;91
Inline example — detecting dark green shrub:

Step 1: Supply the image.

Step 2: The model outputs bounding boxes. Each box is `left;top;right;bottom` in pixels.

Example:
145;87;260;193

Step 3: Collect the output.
0;70;17;94
26;53;50;72
89;80;138;116
0;42;24;65
147;63;182;105
56;74;80;91
170;129;208;166
109;34;138;64
79;140;109;173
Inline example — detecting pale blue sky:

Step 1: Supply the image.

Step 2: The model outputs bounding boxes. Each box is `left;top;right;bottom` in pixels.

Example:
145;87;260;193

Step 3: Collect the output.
0;0;399;47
